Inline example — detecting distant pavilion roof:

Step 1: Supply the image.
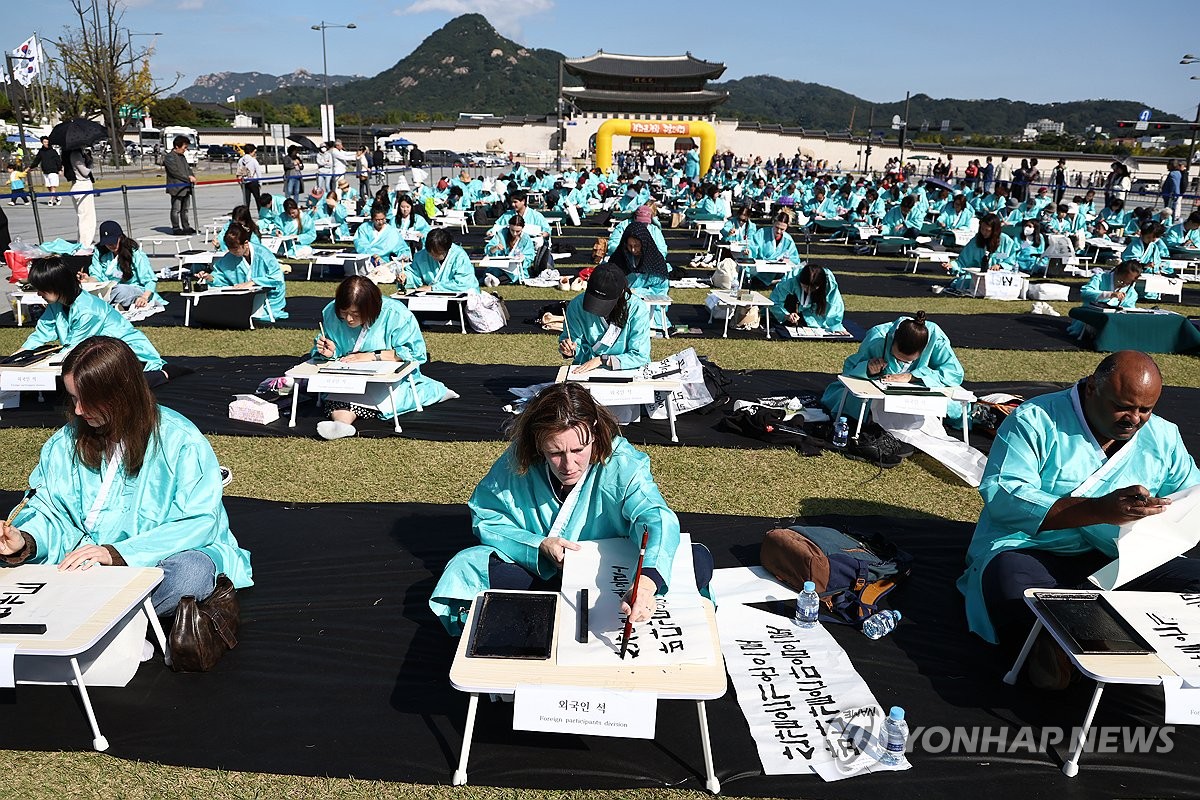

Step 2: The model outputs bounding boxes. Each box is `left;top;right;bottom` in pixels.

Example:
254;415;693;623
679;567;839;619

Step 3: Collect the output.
564;52;726;80
562;87;728;109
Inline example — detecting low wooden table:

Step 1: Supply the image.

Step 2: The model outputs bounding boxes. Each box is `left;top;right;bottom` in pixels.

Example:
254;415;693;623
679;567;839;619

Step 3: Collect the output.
284;359;423;433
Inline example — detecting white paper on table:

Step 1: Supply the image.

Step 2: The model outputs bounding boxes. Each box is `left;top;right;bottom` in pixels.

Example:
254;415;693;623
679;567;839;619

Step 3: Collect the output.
0;643;16;688
1102;591;1200;683
0;568;125;639
557;533;714;667
1161;677;1200;725
1090;484;1200;590
716;602;909;780
874;408;986;487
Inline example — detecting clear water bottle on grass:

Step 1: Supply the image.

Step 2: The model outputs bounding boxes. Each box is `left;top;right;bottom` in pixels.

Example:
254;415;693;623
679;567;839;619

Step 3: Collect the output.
861;609;901;640
833;416;850;449
793;580;820;629
879;706;909;766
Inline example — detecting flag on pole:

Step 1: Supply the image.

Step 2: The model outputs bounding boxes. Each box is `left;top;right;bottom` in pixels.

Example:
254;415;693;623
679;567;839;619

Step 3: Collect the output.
226;95;237;103
11;35;40;87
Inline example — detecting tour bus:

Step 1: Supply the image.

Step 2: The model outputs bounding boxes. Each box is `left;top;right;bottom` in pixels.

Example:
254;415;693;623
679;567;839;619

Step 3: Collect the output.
162;126;201;165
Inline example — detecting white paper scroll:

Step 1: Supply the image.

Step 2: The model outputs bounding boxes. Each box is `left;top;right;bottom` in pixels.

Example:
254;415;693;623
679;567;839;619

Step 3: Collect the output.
1090;484;1200;590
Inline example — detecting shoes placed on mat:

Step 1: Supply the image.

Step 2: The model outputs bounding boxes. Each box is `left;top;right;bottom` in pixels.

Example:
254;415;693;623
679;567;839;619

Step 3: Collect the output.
1027;631;1076;690
317;420;356;440
858;422;915;460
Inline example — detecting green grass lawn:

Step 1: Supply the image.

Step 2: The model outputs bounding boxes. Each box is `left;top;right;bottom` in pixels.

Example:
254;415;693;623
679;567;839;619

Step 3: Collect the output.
1;248;1196;797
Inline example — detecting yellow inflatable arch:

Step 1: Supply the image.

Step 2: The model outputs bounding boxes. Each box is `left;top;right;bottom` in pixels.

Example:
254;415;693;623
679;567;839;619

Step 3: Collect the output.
594;119;716;177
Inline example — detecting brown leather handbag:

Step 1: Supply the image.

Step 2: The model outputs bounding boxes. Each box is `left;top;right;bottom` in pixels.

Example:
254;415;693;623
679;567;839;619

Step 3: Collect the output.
168;574;240;672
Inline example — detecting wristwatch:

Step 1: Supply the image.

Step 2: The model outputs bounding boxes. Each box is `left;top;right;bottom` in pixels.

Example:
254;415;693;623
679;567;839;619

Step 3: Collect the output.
373;351;382;361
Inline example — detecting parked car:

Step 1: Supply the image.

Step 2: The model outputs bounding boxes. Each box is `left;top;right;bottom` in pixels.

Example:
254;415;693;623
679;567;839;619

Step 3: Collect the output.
423;149;464;167
206;144;237;162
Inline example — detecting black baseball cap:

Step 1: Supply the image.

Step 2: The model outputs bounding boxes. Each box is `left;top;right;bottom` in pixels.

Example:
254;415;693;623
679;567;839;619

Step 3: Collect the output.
583;263;625;317
98;220;123;246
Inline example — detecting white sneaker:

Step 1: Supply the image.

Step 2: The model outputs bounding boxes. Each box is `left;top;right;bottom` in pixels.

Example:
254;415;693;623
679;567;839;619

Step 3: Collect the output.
317;420;356;440
141;639;155;662
483;273;500;287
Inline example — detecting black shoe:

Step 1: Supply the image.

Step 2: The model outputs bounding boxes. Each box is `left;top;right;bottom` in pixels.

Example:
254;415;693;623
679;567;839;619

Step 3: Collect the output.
182;227;197;235
860;423;915;460
840;438;903;468
171;228;185;235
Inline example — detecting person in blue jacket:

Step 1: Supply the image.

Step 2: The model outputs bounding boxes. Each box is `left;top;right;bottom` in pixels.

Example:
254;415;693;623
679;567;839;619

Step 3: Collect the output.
311;276;455;440
769;263;845;330
1067;260;1144;340
430;381;704;636
21;257;167;382
608;220;671;332
482;213;536;285
198;223;289;321
558;263;650;373
402;228;479;294
90;221;167;309
0;336;252;616
684;148;700;181
821;311;965;421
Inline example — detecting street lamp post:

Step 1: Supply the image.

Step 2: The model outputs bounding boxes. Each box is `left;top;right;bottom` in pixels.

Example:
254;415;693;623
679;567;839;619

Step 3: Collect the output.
311;21;356;142
1182;56;1200;196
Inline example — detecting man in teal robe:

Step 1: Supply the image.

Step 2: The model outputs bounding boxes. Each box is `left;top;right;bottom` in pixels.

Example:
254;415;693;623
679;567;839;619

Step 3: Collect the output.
958;351;1200;645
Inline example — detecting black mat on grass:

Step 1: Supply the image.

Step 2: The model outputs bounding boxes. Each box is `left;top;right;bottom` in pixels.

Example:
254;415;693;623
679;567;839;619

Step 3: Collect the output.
4;496;1200;797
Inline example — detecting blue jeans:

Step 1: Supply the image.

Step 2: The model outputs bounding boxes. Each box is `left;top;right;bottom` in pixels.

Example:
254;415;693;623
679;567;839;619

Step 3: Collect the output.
285;176;303;204
152;550;217;616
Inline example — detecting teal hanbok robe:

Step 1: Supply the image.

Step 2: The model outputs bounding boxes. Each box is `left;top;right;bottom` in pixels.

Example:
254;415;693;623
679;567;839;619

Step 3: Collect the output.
768;266;845;328
484;230;537;281
21;289;165;371
395;213;431;243
1165;223;1200;251
309;298;451;419
11;406;253;589
559;292;651;369
89;248;166;306
607;219;668;258
820;317;963;419
209;241;289;320
746;228;800;281
405;243;479;294
429;437;681;635
354;222;410;260
957;385;1199;642
277;213;317;256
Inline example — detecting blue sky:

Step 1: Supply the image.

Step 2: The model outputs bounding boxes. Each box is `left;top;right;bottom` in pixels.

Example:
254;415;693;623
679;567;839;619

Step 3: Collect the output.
7;0;1200;119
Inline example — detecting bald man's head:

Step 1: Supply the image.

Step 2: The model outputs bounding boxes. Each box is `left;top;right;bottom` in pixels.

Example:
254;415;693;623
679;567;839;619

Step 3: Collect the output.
1084;351;1162;445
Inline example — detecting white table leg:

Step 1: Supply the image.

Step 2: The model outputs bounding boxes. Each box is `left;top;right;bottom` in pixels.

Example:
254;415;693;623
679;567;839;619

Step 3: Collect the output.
409;373;424;413
697;701;721;794
1063;681;1106;777
289;381;301;427
458;301;467;334
667;392;679;443
453;692;480;786
960;400;970;446
143;598;171;666
721;305;731;339
1003;618;1042;685
764;306;772;340
184;296;193;327
69;656;109;752
388;384;403;433
854;399;869;440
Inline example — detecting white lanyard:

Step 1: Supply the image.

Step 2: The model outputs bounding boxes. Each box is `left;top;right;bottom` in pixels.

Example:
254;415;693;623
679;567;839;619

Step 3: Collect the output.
352;324;371;353
546;463;590;540
84;443;125;533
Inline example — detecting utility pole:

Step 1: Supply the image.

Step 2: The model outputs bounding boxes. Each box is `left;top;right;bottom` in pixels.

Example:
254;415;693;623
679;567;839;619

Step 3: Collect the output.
899;91;911;165
863;106;874;175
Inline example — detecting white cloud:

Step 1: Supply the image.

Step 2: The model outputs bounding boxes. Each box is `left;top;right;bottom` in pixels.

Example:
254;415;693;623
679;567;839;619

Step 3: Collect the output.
396;0;552;39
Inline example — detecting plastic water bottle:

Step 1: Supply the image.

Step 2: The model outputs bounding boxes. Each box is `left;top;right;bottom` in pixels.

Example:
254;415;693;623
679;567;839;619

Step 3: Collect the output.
793;580;820;629
879;706;909;766
861;609;902;640
832;416;850;449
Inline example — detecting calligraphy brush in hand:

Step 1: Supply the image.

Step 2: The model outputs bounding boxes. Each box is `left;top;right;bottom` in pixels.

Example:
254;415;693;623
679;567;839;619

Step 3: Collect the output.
619;526;650;660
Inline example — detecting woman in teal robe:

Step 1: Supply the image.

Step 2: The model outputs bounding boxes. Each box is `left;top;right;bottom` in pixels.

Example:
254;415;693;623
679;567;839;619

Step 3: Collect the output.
404;229;479;294
947;214;1019;293
310;276;454;440
746;213;801;285
1013;222;1047;275
276;198;317;257
608;221;671;332
394;195;431;243
354;210;410;261
821;312;964;421
483;215;537;283
1067;261;1144;339
22;257;166;376
559;263;651;372
89;224;167;308
0;336;251;616
429;382;681;635
768;264;845;330
213;206;263;252
203;223;289;321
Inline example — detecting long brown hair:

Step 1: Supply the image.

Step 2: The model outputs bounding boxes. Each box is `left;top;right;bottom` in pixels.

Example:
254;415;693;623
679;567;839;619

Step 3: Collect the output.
61;337;159;474
508;383;619;475
111;235;141;280
976;213;1002;252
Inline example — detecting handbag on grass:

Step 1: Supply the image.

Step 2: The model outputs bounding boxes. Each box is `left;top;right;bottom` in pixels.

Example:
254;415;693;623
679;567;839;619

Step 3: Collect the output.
169;574;240;672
